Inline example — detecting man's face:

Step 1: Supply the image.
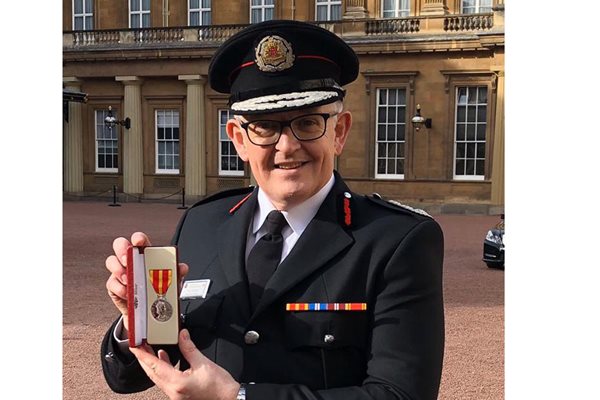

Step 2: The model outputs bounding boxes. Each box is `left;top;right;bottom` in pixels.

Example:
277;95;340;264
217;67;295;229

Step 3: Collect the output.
227;103;352;210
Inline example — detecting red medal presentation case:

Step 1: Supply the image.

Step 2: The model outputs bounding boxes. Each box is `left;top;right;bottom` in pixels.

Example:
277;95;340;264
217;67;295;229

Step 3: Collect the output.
126;245;180;347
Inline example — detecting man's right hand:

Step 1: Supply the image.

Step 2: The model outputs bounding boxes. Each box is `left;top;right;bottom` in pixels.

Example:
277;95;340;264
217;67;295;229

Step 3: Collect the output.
105;232;188;334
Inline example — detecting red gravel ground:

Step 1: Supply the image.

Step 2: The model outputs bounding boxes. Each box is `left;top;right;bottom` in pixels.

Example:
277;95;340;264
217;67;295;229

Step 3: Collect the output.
63;201;504;400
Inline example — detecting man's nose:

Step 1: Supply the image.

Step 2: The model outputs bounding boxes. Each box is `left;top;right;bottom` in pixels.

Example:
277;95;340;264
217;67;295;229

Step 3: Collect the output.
275;125;301;152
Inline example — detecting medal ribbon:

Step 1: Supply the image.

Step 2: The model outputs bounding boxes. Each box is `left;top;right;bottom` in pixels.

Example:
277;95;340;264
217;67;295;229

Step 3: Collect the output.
149;269;172;296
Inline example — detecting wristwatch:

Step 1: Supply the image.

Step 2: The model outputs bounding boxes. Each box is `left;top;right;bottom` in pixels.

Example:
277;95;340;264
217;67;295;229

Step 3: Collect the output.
236;383;246;400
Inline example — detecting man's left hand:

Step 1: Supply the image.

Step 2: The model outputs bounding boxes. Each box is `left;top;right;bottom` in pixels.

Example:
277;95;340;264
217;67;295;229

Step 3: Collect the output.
130;329;240;400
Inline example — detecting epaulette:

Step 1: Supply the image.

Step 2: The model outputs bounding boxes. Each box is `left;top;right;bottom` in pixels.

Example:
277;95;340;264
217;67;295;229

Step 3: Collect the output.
188;186;255;210
366;193;432;218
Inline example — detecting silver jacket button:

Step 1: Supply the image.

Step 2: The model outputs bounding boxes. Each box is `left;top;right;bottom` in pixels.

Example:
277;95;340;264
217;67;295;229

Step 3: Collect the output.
324;334;335;344
244;330;260;345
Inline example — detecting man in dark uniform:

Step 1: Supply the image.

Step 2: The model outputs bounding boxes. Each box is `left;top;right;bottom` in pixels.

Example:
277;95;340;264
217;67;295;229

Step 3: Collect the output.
102;20;444;400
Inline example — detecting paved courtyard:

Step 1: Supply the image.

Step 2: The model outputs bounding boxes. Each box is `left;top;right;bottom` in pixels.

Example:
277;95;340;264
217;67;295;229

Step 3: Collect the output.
63;200;504;399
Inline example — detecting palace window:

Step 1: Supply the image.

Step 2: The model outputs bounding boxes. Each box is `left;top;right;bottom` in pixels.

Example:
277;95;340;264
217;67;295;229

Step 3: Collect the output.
130;0;151;28
454;86;487;180
73;0;93;30
250;0;274;23
461;0;492;14
95;109;118;173
189;0;211;25
382;0;410;18
375;88;407;179
156;110;180;174
316;0;342;21
218;109;245;176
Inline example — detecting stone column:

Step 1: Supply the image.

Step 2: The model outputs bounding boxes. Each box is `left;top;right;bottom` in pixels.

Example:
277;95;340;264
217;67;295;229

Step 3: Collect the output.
420;0;449;15
116;76;144;195
343;0;368;19
178;75;207;197
490;71;504;207
63;77;84;193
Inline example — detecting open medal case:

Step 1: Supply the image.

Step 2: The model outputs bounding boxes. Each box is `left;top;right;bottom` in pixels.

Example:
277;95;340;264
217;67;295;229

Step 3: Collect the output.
126;245;180;347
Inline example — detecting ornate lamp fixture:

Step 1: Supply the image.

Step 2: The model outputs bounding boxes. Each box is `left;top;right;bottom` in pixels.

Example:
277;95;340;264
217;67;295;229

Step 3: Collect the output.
411;104;432;132
104;106;130;130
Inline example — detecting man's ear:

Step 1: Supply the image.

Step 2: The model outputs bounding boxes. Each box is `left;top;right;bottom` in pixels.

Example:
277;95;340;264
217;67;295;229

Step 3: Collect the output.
333;111;352;156
226;118;249;162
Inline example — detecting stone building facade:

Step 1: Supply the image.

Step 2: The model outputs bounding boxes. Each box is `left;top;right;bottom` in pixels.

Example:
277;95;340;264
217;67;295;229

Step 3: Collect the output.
63;0;504;212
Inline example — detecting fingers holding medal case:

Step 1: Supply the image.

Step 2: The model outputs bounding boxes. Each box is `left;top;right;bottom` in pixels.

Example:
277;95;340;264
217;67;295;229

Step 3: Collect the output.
126;245;180;347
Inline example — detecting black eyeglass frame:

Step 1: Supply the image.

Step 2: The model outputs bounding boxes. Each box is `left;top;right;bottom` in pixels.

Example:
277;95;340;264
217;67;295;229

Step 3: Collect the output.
239;112;339;146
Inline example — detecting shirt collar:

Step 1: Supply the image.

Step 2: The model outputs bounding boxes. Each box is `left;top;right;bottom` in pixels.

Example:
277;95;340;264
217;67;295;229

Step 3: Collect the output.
253;174;335;237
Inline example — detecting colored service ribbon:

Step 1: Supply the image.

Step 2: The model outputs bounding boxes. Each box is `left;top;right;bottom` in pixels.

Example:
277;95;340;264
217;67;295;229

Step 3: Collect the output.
286;303;367;311
149;269;173;296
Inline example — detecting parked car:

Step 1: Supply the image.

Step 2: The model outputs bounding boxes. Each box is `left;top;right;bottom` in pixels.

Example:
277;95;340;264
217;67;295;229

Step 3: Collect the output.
483;214;504;269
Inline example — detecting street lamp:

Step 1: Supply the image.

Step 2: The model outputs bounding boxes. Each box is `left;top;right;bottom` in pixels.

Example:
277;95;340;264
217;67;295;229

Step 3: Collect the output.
411;104;432;132
104;106;131;130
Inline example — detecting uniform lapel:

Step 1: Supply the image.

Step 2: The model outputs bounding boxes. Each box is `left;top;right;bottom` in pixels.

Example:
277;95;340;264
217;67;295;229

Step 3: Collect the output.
251;176;355;320
216;189;257;321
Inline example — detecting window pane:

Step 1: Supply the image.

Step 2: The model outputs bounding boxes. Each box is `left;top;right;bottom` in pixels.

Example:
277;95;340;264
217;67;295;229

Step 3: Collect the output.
388;90;397;105
476;143;485;158
131;14;140;28
379;90;387;105
377;159;386;174
456;143;465;158
157;127;165;140
387;159;395;174
467;88;477;104
467;106;476;122
202;11;211;25
86;16;93;30
466;143;476;158
74;17;83;30
397;124;405;141
378;143;386;158
202;0;211;7
478;87;488;103
173;127;179;140
456;123;466;141
174;155;179;170
466;124;475;141
457;87;467;104
477;105;487;122
191;0;200;8
388;107;396;124
265;8;273;21
387;143;396;158
332;5;341;20
476;124;486;141
222;143;229;155
251;9;260;23
475;160;484;176
190;12;200;25
378;107;386;123
75;0;83;14
317;6;327;21
457;106;466;122
131;0;139;12
142;13;150;27
387;125;396;141
456;159;465;175
85;0;93;13
397;107;406;123
377;125;386;141
466;159;475;175
142;0;150;10
396;159;404;175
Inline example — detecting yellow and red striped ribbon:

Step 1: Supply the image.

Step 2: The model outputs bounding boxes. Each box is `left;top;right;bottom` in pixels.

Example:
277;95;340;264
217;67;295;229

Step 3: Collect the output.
149;269;172;296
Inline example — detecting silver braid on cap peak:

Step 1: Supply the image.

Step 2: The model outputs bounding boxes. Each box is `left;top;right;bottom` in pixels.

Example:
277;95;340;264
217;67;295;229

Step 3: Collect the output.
231;91;339;112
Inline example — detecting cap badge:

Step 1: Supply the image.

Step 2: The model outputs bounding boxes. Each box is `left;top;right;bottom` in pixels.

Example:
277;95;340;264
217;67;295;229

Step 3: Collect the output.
255;35;295;72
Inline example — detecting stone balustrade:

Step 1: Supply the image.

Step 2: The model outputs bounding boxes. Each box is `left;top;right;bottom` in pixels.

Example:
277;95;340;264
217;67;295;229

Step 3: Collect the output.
64;14;498;48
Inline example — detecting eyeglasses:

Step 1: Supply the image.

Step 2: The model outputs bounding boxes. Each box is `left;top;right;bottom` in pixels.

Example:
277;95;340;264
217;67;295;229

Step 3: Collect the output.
239;113;338;146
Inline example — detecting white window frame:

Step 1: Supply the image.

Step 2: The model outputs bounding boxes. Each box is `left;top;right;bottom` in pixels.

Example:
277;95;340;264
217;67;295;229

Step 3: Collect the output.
250;0;274;24
95;109;119;173
72;0;94;30
155;109;180;175
218;109;245;176
188;0;211;26
453;86;487;181
129;0;151;28
461;0;493;14
382;0;410;18
315;0;342;21
375;88;407;179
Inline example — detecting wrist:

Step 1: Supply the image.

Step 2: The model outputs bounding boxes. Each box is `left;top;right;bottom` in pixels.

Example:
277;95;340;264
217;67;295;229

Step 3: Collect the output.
236;383;246;400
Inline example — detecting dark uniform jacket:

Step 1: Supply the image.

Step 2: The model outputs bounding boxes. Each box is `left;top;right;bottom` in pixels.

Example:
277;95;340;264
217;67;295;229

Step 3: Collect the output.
101;174;445;400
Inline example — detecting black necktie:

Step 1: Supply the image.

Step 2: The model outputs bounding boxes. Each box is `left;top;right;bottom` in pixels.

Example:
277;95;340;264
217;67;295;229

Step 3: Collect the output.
246;210;288;310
